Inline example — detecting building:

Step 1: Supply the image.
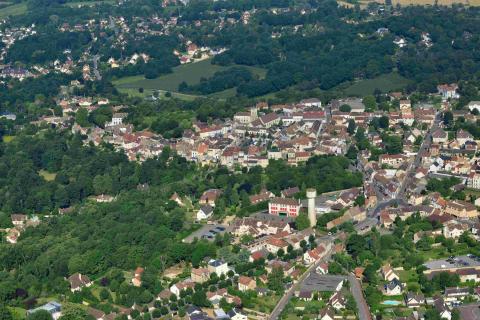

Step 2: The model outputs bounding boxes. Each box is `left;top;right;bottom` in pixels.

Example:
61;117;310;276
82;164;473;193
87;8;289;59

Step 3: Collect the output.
68;273;92;292
444;200;478;218
432;128;448;144
268;197;301;217
405;293;425;308
383;279;403;296
380;264;400;282
238;276;256;292
227;308;247;320
208;259;229;276
329;292;346;310
379;154;407;168
132;267;144;287
303;245;327;265
27;302;62;319
191;267;210;283
197;205;214;221
437;84;459;100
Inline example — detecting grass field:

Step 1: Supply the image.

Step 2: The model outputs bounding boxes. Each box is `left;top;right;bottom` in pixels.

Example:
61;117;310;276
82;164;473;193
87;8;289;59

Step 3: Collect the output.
64;0;114;7
342;73;412;96
39;170;57;181
2;135;14;143
113;59;266;100
0;2;27;19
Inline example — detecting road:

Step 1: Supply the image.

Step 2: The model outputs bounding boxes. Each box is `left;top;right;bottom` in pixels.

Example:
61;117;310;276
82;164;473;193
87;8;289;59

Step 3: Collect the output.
269;239;334;320
348;274;372;320
93;55;102;81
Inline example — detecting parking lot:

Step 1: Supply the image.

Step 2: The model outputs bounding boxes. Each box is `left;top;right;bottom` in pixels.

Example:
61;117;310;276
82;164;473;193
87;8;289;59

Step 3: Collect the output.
300;273;347;292
424;255;480;272
182;224;229;243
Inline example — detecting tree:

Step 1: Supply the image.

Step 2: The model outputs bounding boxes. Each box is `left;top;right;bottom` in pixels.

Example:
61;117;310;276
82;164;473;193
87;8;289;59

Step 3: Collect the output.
267;267;284;293
58;303;92;320
443;111;453;127
347;119;356;135
0;305;12;320
75;108;90;127
295;212;310;230
363;95;377;111
27;310;53;320
339;104;351;112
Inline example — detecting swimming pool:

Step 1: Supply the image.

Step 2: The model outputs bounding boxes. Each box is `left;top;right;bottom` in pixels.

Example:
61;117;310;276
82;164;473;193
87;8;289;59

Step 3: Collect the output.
382;300;402;306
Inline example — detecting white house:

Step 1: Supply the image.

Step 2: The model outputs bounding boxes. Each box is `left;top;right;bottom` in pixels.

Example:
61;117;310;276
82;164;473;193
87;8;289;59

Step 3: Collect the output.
383;279;403;296
196;205;214;221
227;308;247;320
468;101;480;113
208;259;229;276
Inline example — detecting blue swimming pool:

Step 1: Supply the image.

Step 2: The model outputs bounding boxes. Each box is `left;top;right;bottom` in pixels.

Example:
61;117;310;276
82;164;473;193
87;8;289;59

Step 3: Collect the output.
382;300;402;306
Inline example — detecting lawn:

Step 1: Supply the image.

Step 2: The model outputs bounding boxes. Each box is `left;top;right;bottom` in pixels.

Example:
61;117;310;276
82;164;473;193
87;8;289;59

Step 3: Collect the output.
2;135;14;143
0;2;27;19
342;73;412;96
39;170;57;181
113;59;266;99
64;0;114;7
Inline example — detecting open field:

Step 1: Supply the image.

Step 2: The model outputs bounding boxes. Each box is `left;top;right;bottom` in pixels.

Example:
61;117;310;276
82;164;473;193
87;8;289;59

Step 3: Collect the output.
342;73;412;96
64;0;114;7
0;2;27;19
39;170;57;181
113;59;266;100
2;135;14;143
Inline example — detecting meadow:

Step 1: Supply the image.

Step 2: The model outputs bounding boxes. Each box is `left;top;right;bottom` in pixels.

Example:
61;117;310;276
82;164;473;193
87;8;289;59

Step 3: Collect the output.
113;59;266;100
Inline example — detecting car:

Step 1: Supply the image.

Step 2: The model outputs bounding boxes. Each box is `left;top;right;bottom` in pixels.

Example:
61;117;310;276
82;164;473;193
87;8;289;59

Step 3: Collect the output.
215;226;226;231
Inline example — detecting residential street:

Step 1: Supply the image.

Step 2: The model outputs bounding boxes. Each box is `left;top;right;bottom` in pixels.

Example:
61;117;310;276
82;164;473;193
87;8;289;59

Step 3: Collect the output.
348;274;372;320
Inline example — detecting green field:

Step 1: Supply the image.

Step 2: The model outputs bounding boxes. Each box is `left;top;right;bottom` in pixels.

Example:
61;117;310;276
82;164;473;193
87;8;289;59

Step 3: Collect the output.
64;0;114;7
0;2;27;19
113;59;267;100
342;73;412;96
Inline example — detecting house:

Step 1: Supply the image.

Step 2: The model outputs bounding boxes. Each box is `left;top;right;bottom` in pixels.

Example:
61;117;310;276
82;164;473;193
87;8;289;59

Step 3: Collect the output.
68;273;92;292
383;279;403;296
433;297;452;320
27;302;62;319
227;308;247;320
380;264;400;282
170;192;184;206
329;291;346;310
444;287;470;302
199;189;222;206
132;267;144;287
318;307;335;320
317;263;329;275
296;290;313;301
208;259;229;276
266;237;289;254
88;307;106;320
443;221;468;239
197;205;214;221
281;186;300;198
467;101;480;113
238;276;256;292
268;197;301;217
405;292;425;308
11;214;28;226
170;280;195;297
444;200;478;218
191;267;210;283
432;128;448;144
379;154;407;168
438;84;459;100
249;190;274;204
303;245;327;265
300;98;322;108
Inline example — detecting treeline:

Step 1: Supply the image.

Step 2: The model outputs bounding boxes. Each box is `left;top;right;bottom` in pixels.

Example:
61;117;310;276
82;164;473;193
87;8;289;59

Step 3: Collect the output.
178;67;254;95
6;30;91;64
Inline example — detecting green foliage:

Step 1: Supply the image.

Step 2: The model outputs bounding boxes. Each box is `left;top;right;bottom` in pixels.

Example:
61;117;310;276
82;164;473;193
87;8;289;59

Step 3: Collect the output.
267;267;284;293
295;212;310;231
426;177;461;198
0;305;12;320
27;310;53;320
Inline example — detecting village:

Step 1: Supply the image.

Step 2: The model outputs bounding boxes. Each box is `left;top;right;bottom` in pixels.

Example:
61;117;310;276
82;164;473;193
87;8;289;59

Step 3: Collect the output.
4;80;480;320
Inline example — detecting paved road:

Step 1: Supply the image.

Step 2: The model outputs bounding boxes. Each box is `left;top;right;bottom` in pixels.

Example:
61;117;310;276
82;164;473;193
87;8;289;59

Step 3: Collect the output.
93;55;102;80
269;245;333;320
348;274;372;320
